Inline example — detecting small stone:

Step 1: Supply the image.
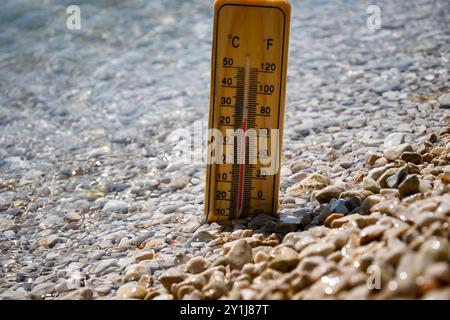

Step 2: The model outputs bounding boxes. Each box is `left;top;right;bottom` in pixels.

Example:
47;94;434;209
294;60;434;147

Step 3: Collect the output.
353;215;378;229
268;247;299;272
378;168;399;188
203;270;227;299
92;285;111;297
398;174;420;197
60;288;94;300
190;230;217;243
384;133;405;148
55;280;73;293
116;283;148;299
79;288;94;300
360;195;383;214
325;230;349;249
103;200;128;214
419;237;449;263
330;216;352;228
64;212;81;222
248;214;276;228
144;290;161;300
39;234;59;249
442;167;450;184
395;59;414;72
0;290;27;300
425;263;450;284
380;188;400;199
359;225;387;245
0;192;15;210
329;199;350;214
286;173;330;196
440;115;450;126
167;175;190;190
386;167;407;188
324;213;344;228
226;239;253;270
142;238;166;249
30;283;55;300
315;186;343;204
340;190;372;202
368;165;390;181
290;159;311;173
365;153;382;167
186;257;210;274
298;242;335;259
135;250;155;263
400;152;423;164
438;93;450;108
159;268;186;290
288;171;308;183
254;251;271;263
363;177;380;193
94;259;119;276
138;274;154;289
279;211;311;227
384;143;413;161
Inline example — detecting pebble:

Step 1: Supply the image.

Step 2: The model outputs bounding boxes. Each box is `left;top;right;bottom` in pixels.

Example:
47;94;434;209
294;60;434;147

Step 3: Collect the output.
95;286;112;296
384;143;413;161
64;212;81;222
384;133;405;148
287;173;330;196
438;93;450;108
167;175;190;190
0;192;15;210
135;250;155;263
103;200;129;214
442;167;450;184
324;213;344;228
365;153;382;167
425;262;450;283
254;251;271;263
398;174;420;197
190;230;217;243
38;215;64;230
330;199;350;214
400;152;423;165
159;268;186;290
94;259;118;276
386;167;407;188
290;159;312;173
186;257;209;274
60;288;94;300
116;283;148;299
315;186;343;204
39;235;59;249
359;225;387;245
226;239;253;270
30;283;55;300
138;274;154;289
298;242;335;260
268;247;299;272
363;177;380;193
248;214;276;228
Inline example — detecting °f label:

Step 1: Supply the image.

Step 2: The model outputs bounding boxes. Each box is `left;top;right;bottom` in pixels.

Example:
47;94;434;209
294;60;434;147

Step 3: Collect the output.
205;0;291;222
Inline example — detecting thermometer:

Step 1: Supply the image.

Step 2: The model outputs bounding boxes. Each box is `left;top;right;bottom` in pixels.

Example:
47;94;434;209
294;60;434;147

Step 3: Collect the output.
205;0;291;222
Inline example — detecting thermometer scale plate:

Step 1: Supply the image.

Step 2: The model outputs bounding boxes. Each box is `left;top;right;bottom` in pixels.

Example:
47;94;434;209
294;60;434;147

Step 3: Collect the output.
205;0;291;222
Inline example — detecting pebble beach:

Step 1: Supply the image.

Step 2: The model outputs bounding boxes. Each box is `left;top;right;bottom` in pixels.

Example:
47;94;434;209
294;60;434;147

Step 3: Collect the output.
0;0;449;300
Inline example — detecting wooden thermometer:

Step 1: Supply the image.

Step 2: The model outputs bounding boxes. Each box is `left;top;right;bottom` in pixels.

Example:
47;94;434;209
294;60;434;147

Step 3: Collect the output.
205;0;291;222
